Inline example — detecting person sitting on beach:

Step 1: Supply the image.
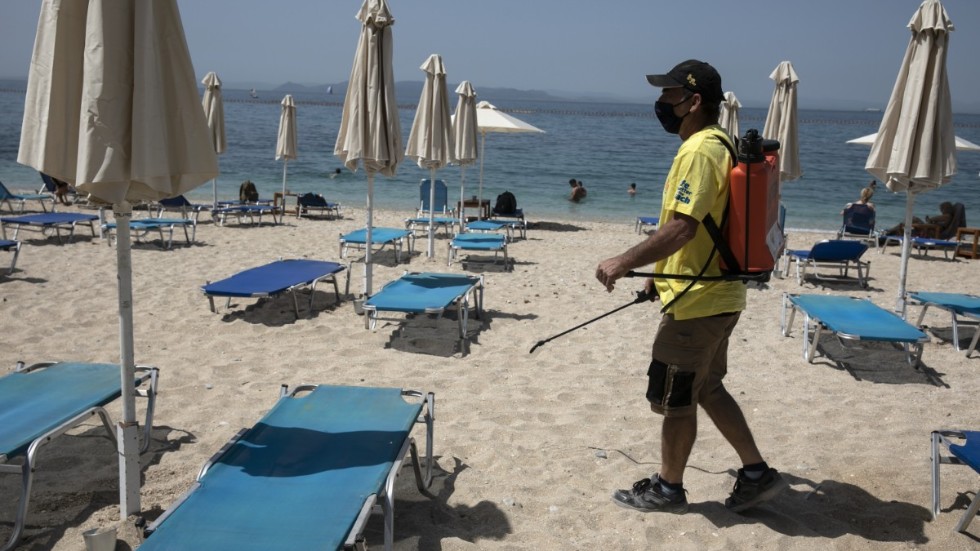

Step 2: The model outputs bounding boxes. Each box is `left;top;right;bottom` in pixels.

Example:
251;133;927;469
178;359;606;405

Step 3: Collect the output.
628;183;637;197
569;179;587;202
882;201;955;238
840;185;875;215
52;177;73;205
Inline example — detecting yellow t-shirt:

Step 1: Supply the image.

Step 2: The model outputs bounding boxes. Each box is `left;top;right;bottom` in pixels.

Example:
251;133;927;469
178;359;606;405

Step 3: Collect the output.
654;125;746;320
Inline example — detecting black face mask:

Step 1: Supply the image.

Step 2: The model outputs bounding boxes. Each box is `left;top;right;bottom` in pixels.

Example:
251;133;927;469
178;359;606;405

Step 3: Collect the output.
654;93;693;134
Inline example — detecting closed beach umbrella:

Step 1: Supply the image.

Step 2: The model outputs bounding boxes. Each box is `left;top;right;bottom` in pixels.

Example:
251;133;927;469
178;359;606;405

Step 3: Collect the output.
202;71;226;206
453;81;479;228
18;0;217;518
405;54;455;258
475;100;544;219
763;61;802;183
276;94;297;205
335;0;402;296
864;0;957;314
719;91;741;142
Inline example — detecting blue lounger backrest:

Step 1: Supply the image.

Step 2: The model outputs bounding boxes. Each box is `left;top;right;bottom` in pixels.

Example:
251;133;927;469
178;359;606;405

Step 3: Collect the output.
420;179;449;213
809;239;867;261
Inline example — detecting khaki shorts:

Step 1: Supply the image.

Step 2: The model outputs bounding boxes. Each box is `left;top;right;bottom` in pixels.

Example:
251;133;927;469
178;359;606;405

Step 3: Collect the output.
646;312;740;417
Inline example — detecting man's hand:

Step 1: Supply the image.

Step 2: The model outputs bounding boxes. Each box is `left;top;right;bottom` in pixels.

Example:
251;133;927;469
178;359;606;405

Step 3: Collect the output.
596;255;630;292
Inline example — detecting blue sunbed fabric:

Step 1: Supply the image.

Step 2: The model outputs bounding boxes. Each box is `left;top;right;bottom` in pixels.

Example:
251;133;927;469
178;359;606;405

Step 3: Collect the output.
140;385;425;551
0;180;54;213
341;227;411;245
787;294;926;342
932;430;980;532
635;216;659;234
203;259;344;298
366;272;481;314
103;218;196;248
908;291;980;356
451;233;505;250
0;212;98;242
0;363;120;459
784;239;869;287
950;431;980;472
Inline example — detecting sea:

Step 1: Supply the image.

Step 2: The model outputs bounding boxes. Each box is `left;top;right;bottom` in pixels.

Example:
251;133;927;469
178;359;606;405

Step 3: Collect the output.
2;86;979;233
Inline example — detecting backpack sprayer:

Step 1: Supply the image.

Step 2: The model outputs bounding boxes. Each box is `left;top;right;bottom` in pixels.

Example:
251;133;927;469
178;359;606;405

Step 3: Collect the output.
529;129;785;354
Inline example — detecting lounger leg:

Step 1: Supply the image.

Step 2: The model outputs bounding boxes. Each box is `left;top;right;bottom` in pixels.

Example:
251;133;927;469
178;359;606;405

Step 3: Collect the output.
957;489;980;532
932;431;942;521
950;312;961;351
966;327;980;358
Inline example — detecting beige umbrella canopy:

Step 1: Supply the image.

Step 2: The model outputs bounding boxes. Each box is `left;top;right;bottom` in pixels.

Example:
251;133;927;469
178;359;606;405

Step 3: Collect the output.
405;54;455;258
763;61;802;183
719;91;741;141
17;0;216;520
452;81;479;227
276;94;298;201
334;0;402;295
202;71;226;206
864;0;956;313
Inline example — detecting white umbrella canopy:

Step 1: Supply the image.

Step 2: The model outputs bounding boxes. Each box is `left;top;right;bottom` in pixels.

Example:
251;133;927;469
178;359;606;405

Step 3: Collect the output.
452;81;479;228
848;132;979;152
276;94;298;202
17;0;217;518
405;54;455;258
334;0;402;296
863;0;957;314
719;91;741;141
202;71;226;206
762;61;802;183
474;100;544;218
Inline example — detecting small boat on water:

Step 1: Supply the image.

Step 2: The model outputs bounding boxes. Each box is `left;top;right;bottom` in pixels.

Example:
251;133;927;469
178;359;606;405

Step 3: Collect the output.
250;88;258;99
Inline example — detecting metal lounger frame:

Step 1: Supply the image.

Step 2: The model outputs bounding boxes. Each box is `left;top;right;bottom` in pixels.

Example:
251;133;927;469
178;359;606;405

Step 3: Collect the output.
205;263;350;318
144;384;434;551
363;272;484;340
931;430;980;533
780;293;925;368
340;231;415;264
911;295;980;358
0;361;158;551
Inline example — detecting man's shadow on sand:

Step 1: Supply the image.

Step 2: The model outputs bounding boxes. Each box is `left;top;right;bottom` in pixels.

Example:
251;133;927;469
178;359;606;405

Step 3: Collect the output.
692;471;935;544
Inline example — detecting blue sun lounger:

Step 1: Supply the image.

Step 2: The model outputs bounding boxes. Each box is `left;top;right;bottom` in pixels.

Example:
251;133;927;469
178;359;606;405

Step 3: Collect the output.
466;219;517;242
781;293;929;367
448;233;511;271
881;235;960;260
0;361;158;551
297;193;341;219
635;216;659;234
339;228;415;264
931;430;980;533
141;384;434;551
0;212;98;243
211;204;280;226
364;272;484;340
783;239;870;288
1;239;20;275
102;218;197;249
202;259;348;318
908;291;980;357
0;180;54;214
405;215;458;238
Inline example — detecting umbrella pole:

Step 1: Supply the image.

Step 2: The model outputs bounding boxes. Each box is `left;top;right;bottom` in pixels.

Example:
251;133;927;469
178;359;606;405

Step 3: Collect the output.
428;168;436;258
112;201;141;518
211;177;217;209
365;172;374;296
281;160;289;211
478;132;486;220
459;165;466;232
897;192;916;316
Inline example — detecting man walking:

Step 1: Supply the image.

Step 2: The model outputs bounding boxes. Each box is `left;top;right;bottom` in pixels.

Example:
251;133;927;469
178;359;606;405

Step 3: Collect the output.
595;59;787;514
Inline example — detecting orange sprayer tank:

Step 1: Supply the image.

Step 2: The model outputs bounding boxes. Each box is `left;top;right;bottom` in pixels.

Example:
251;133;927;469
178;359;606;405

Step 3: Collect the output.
722;130;784;277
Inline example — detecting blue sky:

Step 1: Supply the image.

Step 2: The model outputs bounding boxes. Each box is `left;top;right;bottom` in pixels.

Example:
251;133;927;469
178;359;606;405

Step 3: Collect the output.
2;0;978;111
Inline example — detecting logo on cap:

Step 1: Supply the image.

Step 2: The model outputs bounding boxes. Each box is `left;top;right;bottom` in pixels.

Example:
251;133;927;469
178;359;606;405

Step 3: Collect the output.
686;74;697;88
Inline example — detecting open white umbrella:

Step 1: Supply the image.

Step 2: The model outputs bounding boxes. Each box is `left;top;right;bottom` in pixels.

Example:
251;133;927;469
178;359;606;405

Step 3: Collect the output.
405;54;455;258
335;0;402;296
475;100;543;219
452;81;479;229
864;0;958;314
202;71;226;207
276;94;297;205
18;0;217;518
763;61;802;183
719;91;741;142
849;132;980;152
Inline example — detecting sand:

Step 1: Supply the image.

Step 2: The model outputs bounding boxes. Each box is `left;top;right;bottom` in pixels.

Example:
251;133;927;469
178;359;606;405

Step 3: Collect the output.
1;203;978;550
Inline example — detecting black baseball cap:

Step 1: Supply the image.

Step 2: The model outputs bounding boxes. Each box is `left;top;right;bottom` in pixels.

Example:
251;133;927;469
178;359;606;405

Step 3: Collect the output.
646;59;723;105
